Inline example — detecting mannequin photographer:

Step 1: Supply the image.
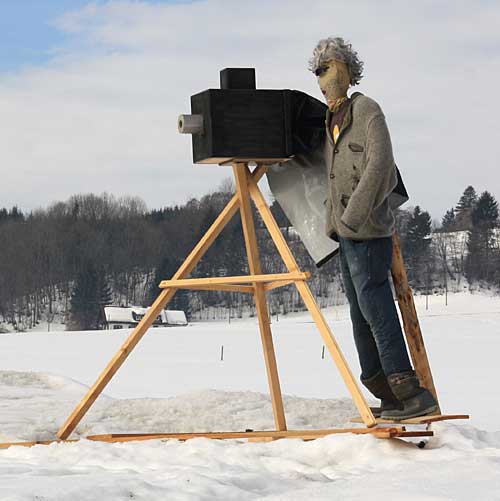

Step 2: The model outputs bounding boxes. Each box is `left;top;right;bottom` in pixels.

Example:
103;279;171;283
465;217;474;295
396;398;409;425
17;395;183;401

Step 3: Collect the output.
309;37;437;420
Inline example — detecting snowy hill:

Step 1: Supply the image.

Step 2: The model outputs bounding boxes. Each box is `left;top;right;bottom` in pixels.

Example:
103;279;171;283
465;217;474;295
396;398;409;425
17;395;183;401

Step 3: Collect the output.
0;292;499;499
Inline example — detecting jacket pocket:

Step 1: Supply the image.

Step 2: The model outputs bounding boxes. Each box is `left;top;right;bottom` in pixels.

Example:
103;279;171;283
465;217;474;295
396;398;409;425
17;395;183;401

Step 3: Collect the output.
348;142;364;152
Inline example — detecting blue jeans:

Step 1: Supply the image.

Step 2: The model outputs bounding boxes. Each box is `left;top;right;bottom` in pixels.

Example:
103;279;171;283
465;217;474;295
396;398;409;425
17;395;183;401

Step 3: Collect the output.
339;236;412;379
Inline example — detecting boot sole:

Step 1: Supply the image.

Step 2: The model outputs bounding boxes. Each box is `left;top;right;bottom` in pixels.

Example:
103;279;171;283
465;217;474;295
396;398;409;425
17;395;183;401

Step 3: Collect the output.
381;404;439;421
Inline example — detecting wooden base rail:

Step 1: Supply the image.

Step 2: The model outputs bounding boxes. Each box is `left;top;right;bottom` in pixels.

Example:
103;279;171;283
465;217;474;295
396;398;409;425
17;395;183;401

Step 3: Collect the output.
0;427;435;449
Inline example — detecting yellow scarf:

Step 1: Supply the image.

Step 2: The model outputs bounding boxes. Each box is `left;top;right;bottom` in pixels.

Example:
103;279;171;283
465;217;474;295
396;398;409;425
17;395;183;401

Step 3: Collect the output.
329;96;348;114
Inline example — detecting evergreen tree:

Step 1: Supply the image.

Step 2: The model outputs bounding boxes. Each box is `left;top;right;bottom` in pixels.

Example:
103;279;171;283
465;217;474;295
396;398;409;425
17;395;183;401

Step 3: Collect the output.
70;261;100;330
455;186;477;230
403;206;432;285
471;191;498;227
466;191;499;283
96;268;112;328
456;186;477;212
405;206;432;250
441;207;456;231
148;256;178;305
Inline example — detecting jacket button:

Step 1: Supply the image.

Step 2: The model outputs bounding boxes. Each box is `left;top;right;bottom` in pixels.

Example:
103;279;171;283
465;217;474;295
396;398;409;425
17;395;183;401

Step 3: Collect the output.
329;173;334;179
334;148;339;154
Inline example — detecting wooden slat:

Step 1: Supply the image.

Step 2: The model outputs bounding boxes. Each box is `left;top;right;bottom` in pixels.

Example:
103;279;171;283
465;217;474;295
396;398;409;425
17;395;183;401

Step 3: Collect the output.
248;173;377;428
57;167;268;440
391;233;441;412
234;162;287;432
263;279;295;292
160;272;309;289
174;283;254;293
351;414;469;425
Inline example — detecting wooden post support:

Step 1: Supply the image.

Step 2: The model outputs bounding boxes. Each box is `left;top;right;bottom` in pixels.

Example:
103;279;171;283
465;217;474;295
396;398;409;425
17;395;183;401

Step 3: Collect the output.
247;167;376;428
391;233;441;412
233;162;287;431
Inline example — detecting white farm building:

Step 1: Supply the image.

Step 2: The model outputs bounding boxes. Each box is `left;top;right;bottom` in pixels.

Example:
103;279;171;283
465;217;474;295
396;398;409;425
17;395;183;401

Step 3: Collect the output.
103;306;188;330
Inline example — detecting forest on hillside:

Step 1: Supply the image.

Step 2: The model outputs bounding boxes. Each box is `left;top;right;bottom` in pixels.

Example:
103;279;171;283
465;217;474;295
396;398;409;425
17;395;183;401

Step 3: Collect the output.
0;182;498;332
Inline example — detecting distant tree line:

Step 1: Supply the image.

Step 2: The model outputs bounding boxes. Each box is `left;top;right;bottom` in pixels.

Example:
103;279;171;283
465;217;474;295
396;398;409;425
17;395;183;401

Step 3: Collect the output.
0;182;339;331
395;186;500;293
0;182;498;332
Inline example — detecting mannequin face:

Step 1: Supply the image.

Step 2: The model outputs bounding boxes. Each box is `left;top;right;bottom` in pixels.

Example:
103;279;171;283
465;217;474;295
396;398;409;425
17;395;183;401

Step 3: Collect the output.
316;59;351;110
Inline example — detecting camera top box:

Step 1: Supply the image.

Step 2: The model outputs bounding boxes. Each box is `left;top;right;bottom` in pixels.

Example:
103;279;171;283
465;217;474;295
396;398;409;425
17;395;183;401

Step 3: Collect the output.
178;68;327;165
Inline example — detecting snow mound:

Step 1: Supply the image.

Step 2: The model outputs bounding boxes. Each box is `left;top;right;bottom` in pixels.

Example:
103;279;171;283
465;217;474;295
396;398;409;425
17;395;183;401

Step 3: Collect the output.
0;370;357;440
1;371;500;500
0;370;111;442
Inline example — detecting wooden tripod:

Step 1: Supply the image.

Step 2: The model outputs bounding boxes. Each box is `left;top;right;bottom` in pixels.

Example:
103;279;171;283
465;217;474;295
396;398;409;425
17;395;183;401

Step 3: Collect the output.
56;162;440;441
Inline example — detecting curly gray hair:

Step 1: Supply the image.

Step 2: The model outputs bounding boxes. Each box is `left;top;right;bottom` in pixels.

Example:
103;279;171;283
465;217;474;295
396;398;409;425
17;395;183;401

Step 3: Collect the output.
308;37;364;86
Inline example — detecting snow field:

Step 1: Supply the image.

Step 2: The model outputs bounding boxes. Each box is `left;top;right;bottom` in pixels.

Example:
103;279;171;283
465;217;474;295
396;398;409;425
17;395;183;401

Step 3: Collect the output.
0;292;499;499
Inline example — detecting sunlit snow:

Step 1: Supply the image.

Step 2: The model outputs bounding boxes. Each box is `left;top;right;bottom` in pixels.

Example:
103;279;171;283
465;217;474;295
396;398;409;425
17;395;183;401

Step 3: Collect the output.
1;293;499;500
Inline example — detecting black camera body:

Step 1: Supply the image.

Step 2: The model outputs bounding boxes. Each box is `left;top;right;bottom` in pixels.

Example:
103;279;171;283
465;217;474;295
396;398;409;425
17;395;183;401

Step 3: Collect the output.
178;68;327;164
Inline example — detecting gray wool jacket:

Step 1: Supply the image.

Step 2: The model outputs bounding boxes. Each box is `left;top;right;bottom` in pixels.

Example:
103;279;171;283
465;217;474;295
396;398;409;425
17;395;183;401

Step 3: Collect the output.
324;94;398;240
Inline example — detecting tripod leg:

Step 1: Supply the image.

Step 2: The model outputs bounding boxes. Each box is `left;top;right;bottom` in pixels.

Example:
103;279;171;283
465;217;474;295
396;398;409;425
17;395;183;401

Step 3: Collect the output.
247;172;376;428
58;167;268;440
234;163;287;431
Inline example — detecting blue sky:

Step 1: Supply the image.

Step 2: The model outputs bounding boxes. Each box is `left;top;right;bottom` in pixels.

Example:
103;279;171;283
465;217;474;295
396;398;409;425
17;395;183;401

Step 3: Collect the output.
0;1;499;218
0;0;190;71
0;1;89;72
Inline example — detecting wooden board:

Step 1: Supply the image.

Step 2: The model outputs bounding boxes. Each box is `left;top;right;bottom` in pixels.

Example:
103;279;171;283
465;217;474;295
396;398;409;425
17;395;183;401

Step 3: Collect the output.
391;233;440;411
350;414;469;425
176;283;254;293
86;427;432;443
263;279;295;292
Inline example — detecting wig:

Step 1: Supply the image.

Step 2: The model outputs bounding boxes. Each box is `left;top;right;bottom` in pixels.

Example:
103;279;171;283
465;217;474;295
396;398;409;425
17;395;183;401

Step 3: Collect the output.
308;37;364;86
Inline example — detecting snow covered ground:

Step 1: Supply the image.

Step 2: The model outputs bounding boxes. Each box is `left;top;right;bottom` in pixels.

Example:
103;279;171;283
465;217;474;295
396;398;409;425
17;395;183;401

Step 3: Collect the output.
1;292;500;500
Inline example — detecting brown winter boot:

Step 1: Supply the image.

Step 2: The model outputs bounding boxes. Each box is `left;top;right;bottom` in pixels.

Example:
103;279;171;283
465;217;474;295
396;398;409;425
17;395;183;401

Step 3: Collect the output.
361;370;402;418
381;371;438;420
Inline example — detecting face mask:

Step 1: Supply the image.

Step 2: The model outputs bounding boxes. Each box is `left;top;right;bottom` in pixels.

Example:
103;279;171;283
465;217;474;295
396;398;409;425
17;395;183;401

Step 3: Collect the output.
315;59;351;111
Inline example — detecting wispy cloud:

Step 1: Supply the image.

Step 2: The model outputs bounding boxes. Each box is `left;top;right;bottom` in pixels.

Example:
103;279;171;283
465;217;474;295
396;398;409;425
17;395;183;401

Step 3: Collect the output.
1;0;499;217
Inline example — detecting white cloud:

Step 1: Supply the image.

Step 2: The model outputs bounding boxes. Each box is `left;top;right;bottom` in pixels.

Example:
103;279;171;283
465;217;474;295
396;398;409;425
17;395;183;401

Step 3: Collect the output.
1;0;499;218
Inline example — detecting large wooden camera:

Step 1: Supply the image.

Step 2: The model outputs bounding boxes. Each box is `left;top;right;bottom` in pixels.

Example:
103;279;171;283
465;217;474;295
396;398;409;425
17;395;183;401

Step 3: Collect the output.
178;68;326;164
